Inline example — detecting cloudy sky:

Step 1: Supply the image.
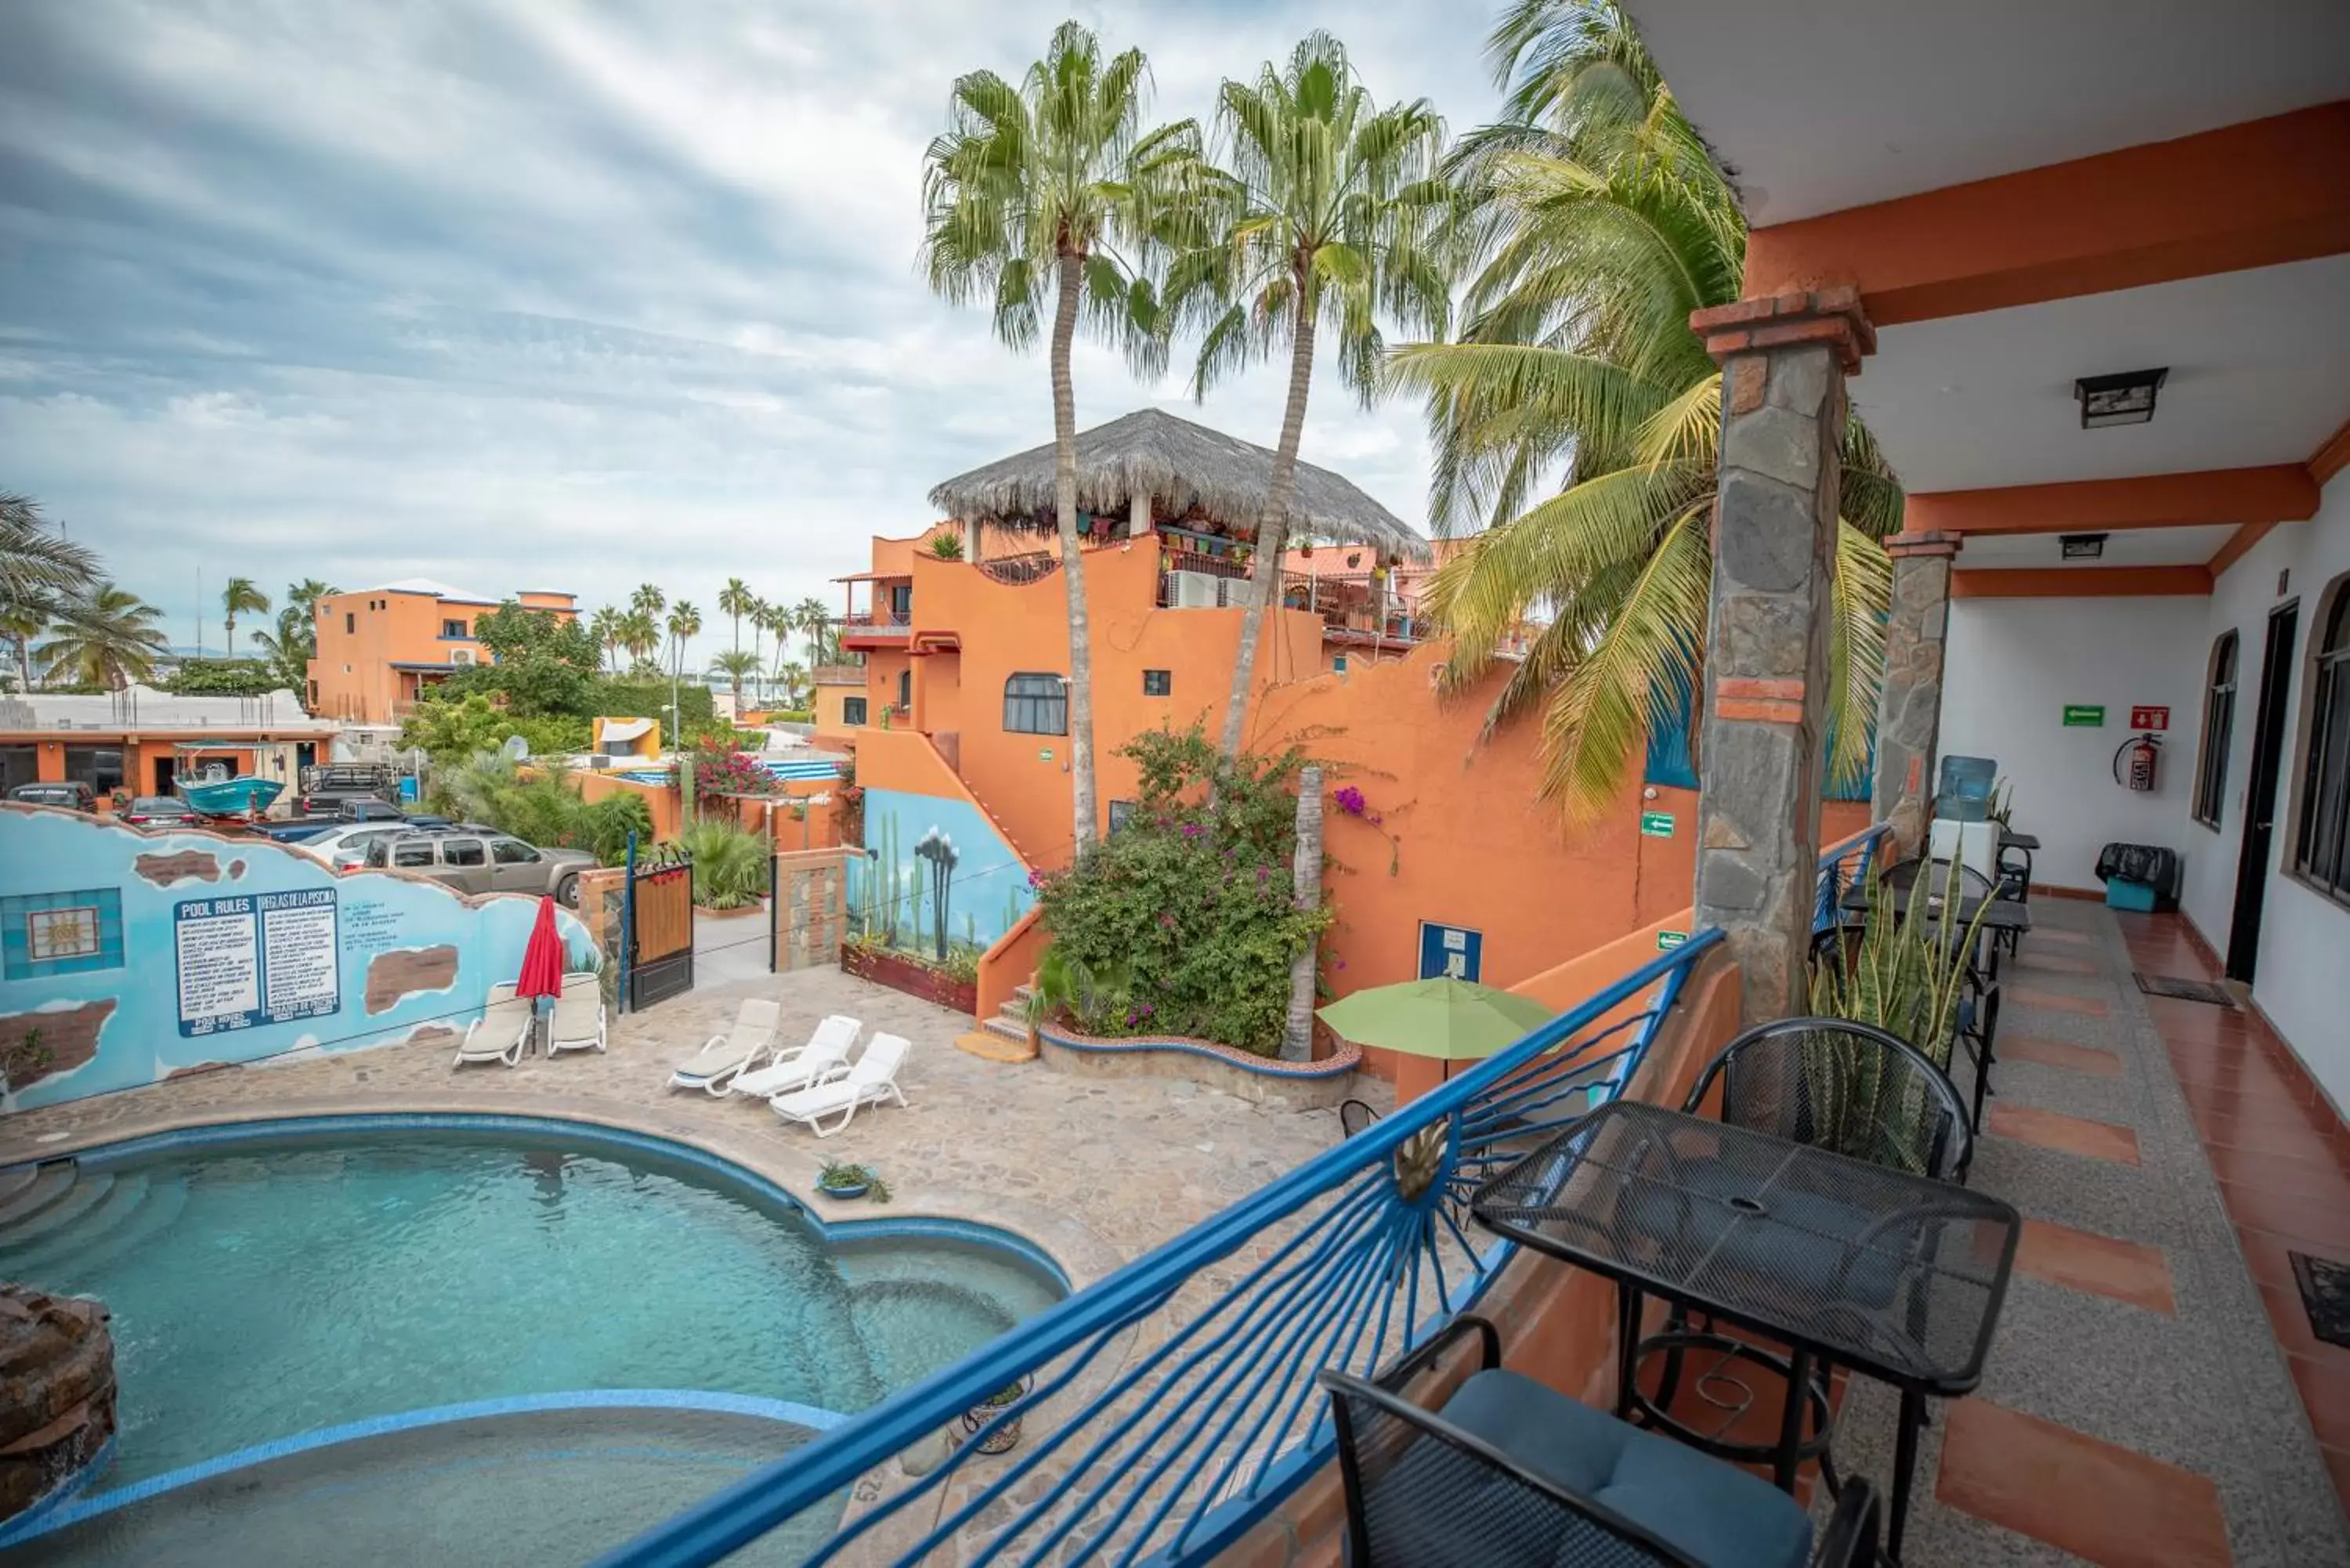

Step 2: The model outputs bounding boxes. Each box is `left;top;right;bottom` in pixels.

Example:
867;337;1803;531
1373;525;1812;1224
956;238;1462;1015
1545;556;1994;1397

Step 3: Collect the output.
0;0;1502;666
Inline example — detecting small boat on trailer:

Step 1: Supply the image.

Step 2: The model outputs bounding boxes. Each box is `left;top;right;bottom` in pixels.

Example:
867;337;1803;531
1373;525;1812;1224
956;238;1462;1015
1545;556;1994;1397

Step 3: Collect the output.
176;755;286;821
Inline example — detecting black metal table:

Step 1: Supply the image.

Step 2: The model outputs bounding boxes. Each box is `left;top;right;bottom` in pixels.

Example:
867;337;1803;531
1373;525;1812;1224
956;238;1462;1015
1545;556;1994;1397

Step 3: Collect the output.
1998;830;2039;852
1471;1100;2019;1561
1841;879;2033;934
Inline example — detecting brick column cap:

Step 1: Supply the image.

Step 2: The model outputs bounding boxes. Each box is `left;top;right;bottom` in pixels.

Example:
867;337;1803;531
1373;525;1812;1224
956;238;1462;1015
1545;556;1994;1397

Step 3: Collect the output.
1885;529;1962;559
1690;286;1876;374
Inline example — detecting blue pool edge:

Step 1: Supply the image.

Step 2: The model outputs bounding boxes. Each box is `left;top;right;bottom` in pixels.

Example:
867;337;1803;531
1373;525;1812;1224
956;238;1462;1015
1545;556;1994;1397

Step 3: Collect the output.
0;1389;848;1551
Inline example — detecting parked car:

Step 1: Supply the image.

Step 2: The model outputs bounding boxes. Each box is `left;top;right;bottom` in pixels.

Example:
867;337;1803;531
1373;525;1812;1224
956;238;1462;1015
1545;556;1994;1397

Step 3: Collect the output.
302;818;479;869
287;763;402;819
261;795;423;844
8;782;97;812
121;796;203;828
360;830;596;905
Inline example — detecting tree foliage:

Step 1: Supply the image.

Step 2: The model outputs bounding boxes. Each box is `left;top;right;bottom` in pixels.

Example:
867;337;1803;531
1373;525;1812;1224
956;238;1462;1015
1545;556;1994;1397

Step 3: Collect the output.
1033;725;1328;1055
165;658;280;696
436;600;602;717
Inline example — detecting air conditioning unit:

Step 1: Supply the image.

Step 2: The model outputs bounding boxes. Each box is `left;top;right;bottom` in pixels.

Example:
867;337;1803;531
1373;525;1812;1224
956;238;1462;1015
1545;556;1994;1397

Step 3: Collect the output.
1170;571;1221;609
1218;576;1253;608
450;649;476;667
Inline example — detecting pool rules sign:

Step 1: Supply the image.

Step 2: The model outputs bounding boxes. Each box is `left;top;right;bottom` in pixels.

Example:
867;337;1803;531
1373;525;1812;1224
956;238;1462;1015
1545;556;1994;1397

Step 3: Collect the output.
174;890;342;1037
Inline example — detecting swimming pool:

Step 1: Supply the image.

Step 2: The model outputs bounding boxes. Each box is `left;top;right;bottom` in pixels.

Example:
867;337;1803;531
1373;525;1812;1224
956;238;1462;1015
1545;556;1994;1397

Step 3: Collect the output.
0;1115;1064;1562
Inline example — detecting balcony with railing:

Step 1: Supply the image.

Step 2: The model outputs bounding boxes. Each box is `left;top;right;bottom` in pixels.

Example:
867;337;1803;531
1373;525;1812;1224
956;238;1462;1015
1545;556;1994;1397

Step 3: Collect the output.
1280;569;1429;651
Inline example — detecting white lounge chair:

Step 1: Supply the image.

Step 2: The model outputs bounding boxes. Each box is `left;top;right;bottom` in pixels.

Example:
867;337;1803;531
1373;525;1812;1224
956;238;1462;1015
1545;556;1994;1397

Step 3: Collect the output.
669;997;781;1093
727;1014;860;1101
546;972;606;1056
770;1033;911;1137
457;983;530;1069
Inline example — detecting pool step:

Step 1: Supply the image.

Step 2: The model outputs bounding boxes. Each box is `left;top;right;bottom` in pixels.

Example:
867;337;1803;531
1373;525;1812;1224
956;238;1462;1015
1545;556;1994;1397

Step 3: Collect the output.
0;1171;112;1252
0;1160;78;1236
3;1173;150;1281
62;1173;190;1277
0;1162;41;1209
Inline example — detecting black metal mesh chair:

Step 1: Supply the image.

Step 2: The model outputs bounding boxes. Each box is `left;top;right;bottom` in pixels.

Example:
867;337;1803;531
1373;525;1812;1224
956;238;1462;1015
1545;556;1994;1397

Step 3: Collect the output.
1882;855;2005;977
1320;1317;1879;1568
1685;1016;1973;1183
1338;1098;1383;1139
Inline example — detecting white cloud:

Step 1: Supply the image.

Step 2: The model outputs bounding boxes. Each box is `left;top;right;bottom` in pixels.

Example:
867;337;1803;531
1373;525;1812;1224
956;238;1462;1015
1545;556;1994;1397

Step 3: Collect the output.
0;0;1500;662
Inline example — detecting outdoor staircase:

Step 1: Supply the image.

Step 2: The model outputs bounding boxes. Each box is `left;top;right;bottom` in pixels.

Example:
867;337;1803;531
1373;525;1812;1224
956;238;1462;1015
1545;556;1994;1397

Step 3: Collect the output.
0;1158;192;1280
952;983;1039;1064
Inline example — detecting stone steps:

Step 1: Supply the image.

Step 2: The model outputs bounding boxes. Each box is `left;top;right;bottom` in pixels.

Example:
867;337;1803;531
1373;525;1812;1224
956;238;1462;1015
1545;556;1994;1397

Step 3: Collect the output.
0;1170;110;1252
5;1174;147;1277
0;1161;76;1234
0;1162;41;1209
60;1175;190;1279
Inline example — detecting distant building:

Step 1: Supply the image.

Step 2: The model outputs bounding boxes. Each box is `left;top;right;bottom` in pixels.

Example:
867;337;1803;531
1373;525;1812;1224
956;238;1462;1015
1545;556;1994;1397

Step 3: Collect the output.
0;685;336;798
307;579;576;724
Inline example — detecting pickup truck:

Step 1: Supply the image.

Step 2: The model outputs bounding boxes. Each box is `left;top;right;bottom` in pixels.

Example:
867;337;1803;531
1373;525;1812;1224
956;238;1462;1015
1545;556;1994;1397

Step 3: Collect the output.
287;764;403;819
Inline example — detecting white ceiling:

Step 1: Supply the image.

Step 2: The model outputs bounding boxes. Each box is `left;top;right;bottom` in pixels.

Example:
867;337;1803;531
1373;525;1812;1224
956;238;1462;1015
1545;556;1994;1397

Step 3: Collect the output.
1954;526;2233;569
1854;254;2350;494
1623;0;2350;224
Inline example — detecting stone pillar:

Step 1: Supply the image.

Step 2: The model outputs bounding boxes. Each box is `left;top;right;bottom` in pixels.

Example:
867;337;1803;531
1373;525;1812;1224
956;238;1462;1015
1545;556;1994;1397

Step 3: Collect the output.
1688;287;1875;1024
1871;530;1961;854
773;847;848;972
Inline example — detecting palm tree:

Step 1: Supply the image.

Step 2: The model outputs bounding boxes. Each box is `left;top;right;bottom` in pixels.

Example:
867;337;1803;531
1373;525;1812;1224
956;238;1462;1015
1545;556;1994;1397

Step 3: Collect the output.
0;492;98;609
222;576;269;659
745;596;771;703
1384;0;1898;822
38;585;168;689
252;578;340;694
920;20;1203;855
718;577;754;659
631;583;666;622
787;596;830;669
620;609;660;674
2;598;45;693
774;660;810;710
708;649;761;710
285;578;338;623
665;602;702;682
588;605;624;674
1168;33;1451;762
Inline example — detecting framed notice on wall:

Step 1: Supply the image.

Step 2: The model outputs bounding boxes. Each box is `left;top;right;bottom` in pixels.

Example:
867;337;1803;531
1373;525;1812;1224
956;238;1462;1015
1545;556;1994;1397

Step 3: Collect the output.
175;889;341;1037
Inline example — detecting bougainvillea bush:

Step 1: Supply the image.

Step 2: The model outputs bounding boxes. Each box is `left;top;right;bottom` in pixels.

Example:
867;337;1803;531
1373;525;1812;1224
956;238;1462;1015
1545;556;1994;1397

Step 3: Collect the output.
692;746;780;797
1033;726;1328;1056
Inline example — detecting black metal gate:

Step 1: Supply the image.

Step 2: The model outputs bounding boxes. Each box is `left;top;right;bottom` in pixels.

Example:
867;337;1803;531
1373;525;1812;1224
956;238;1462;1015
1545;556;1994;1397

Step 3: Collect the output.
624;841;695;1011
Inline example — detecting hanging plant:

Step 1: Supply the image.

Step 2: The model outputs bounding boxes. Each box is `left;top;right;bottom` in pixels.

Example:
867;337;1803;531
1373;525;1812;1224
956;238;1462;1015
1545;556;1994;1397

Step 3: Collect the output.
1330;784;1400;876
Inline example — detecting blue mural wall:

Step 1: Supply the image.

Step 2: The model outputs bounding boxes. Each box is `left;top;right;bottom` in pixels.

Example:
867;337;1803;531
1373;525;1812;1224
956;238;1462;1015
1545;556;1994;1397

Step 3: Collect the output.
0;804;591;1114
845;788;1033;957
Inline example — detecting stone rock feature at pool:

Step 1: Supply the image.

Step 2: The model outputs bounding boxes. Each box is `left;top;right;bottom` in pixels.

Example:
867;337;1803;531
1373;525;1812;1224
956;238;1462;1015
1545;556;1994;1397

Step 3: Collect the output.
0;1282;117;1524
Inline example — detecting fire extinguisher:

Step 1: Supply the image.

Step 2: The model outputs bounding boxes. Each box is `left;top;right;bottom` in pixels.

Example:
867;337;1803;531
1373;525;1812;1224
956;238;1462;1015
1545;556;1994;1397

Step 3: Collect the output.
2113;732;2161;793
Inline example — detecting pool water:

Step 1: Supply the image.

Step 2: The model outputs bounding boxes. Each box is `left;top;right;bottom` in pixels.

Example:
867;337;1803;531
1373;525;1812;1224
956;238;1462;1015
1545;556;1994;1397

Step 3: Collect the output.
0;1126;1061;1489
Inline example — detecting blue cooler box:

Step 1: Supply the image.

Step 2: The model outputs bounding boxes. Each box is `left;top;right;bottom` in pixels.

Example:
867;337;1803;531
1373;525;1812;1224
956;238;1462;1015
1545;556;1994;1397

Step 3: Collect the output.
2106;879;2160;912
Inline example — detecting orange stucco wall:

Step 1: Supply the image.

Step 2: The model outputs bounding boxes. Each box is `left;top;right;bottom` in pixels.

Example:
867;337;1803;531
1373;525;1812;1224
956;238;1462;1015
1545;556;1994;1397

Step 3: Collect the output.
576;771;679;843
903;542;1324;869
309;587;575;724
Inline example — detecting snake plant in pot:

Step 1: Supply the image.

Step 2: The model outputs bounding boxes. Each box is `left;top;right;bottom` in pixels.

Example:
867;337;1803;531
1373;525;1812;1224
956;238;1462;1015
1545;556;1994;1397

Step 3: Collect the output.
1810;857;1995;1071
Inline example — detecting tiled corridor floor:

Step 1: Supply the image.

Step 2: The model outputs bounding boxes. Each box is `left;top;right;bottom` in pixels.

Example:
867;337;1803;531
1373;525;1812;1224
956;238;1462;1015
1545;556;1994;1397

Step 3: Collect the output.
1828;901;2350;1566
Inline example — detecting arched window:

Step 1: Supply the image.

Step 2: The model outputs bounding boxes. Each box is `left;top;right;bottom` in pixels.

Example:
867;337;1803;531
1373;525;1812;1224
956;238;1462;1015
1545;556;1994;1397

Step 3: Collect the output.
1003;673;1067;735
2294;583;2350;900
2193;631;2238;829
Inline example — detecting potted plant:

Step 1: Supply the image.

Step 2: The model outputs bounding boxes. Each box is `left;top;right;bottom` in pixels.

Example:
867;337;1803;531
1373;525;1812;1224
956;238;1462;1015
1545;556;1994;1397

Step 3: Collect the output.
815;1160;891;1203
960;1376;1032;1454
1810;858;1994;1072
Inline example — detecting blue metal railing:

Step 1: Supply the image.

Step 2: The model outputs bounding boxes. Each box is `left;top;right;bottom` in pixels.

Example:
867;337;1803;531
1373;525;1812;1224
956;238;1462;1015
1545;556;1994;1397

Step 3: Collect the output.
1815;822;1891;934
595;930;1723;1568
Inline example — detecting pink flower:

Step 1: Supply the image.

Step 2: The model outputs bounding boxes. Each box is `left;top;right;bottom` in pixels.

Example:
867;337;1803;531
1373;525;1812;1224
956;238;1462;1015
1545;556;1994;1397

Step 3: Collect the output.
1332;785;1368;817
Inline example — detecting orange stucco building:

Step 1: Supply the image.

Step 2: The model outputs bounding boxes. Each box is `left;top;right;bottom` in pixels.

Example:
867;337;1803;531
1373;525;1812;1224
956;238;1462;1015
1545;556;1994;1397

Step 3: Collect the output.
819;412;1866;1074
307;578;577;724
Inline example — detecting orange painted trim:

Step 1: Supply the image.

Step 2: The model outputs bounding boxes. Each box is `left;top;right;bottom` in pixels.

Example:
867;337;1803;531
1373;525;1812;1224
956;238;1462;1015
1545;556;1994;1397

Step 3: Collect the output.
1951;566;2212;599
1714;697;1806;724
1715;676;1806;701
2207;521;2281;580
2311;414;2350;488
1743;102;2350;325
1909;465;2319;536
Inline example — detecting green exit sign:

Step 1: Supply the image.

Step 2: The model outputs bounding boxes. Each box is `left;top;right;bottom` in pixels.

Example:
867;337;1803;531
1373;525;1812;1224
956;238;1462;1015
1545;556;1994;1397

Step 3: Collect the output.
2063;704;2106;728
1639;811;1676;838
1656;930;1689;950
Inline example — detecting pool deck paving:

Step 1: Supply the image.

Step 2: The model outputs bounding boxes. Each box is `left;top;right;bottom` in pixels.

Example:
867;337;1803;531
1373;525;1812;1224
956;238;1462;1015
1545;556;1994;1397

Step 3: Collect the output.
0;963;1379;1295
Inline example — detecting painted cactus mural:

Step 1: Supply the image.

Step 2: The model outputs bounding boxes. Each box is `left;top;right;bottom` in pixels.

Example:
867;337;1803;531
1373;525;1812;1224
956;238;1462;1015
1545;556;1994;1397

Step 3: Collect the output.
846;789;1031;957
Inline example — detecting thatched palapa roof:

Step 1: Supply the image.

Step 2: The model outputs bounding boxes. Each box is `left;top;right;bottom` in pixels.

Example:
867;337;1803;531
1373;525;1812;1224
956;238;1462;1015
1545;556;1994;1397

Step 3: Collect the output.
927;407;1430;564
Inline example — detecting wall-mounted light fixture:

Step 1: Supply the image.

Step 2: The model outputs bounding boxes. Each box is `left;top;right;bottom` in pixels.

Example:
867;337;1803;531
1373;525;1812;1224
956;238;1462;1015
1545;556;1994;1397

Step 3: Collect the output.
2060;533;2109;561
2075;367;2167;428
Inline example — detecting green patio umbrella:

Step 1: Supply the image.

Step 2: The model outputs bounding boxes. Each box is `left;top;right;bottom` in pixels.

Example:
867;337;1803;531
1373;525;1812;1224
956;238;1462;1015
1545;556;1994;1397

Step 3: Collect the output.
1317;977;1556;1077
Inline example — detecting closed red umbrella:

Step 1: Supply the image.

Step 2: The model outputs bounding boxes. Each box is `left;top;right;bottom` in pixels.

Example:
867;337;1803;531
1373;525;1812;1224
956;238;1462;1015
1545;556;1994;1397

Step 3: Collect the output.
517;894;564;1003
